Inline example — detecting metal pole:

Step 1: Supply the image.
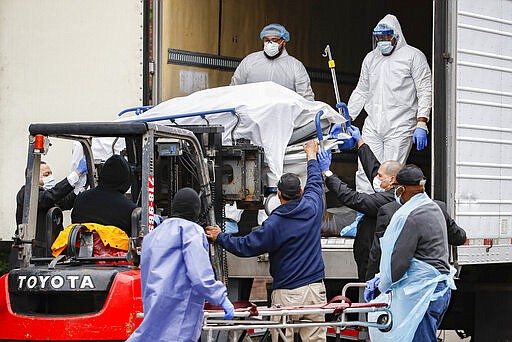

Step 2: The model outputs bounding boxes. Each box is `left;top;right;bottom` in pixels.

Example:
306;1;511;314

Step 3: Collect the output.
322;45;347;134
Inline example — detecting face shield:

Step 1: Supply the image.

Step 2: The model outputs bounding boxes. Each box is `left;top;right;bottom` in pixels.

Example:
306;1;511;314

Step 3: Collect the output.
372;22;399;55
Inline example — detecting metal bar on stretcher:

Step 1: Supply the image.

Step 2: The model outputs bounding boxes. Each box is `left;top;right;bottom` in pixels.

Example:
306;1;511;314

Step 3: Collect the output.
117;105;155;117
203;305;391;328
202;283;391;341
129;108;237;123
202;304;391;341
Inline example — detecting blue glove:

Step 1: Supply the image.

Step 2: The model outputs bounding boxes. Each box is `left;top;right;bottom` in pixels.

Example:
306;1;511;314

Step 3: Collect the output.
339;223;357;237
347;126;362;143
154;214;163;227
77;157;87;174
413;127;428;150
329;124;342;139
225;221;239;234
221;297;235;320
364;276;381;303
317;149;332;172
339;212;363;237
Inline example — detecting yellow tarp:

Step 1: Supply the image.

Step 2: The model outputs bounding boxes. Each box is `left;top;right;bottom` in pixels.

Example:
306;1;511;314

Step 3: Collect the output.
51;223;129;257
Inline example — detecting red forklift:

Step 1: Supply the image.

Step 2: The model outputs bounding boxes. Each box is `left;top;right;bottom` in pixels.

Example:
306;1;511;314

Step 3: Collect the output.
0;121;230;341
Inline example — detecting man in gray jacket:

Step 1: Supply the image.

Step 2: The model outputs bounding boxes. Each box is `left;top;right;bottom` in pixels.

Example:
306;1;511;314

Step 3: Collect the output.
367;165;455;341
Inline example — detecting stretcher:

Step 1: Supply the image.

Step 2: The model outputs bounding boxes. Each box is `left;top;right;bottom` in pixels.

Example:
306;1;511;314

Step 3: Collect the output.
202;283;392;342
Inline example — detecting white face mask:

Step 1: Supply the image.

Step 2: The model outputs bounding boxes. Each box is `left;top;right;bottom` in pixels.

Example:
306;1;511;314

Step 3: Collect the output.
377;41;394;55
42;175;56;190
394;186;404;205
264;41;280;57
372;177;385;193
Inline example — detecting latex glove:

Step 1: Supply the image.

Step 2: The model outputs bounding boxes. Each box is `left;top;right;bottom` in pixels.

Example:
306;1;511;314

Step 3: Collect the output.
339;224;357;237
413;127;428;150
364;276;381;303
73;173;87;195
329;124;342;139
221;297;235;320
317;149;332;172
154;214;163;227
339;212;363;237
76;157;87;175
225;221;239;234
347;126;362;143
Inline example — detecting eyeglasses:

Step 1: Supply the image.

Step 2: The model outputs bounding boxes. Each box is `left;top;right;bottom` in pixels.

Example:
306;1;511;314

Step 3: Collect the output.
263;37;283;43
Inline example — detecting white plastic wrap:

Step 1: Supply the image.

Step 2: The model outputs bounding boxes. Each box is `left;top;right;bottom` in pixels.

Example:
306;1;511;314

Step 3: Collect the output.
119;82;344;185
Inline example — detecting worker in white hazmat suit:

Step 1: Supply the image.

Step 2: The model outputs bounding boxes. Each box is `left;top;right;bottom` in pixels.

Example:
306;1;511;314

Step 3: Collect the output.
230;23;315;101
345;14;431;194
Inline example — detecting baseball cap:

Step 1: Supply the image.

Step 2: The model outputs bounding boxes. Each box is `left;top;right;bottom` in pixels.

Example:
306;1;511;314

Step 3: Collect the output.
393;165;426;186
277;173;301;196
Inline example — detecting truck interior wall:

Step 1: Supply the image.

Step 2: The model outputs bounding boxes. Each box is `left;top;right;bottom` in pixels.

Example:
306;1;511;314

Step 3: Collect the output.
160;0;433;182
432;0;448;203
160;0;221;99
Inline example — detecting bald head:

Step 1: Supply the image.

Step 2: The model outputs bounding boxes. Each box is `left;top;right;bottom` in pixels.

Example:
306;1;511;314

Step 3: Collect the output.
380;161;403;177
375;161;404;191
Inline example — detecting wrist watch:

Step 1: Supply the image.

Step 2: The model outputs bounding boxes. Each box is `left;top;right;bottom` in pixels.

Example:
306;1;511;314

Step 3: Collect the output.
323;170;333;178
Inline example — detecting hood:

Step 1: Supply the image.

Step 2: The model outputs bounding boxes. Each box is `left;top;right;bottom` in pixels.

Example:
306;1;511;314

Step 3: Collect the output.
272;196;316;221
171;187;201;222
98;155;132;193
376;14;407;51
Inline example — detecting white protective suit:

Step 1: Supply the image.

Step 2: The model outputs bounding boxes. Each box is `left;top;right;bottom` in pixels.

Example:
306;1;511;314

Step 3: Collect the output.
231;48;315;101
348;14;432;193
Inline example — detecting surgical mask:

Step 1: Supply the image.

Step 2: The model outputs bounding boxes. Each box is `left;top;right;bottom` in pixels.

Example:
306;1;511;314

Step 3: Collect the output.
264;41;280;57
394;186;404;205
42;175;56;190
372;177;385;193
377;41;394;55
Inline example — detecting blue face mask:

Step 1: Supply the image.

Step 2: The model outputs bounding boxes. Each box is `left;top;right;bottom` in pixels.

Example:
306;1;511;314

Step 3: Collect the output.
394;186;403;205
377;41;394;55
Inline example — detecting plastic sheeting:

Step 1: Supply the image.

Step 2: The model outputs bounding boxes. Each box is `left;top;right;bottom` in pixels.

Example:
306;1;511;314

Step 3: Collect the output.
118;82;344;186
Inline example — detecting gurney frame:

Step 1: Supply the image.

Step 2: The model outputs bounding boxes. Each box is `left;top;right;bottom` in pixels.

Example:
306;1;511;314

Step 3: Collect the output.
202;283;392;342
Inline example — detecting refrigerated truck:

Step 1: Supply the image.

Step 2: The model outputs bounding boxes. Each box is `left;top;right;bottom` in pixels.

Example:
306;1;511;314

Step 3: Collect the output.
1;0;511;340
0;0;148;244
215;1;512;340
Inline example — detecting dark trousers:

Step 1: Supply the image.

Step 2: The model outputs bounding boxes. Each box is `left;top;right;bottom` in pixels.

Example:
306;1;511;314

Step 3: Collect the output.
413;281;451;342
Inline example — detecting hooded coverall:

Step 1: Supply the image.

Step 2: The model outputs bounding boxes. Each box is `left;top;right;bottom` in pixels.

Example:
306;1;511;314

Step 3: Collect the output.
348;14;432;193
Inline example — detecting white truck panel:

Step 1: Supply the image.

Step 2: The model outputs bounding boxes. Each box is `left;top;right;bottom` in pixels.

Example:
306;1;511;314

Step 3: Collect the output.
455;0;512;263
0;0;144;240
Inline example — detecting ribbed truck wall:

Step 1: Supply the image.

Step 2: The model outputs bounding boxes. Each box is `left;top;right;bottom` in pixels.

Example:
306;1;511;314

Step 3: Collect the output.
454;0;512;265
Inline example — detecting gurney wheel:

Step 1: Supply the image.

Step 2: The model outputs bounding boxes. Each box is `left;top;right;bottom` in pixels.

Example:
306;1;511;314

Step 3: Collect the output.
377;314;392;332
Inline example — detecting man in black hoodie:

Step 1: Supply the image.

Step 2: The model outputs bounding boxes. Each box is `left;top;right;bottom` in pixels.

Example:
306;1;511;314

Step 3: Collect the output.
71;155;137;235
